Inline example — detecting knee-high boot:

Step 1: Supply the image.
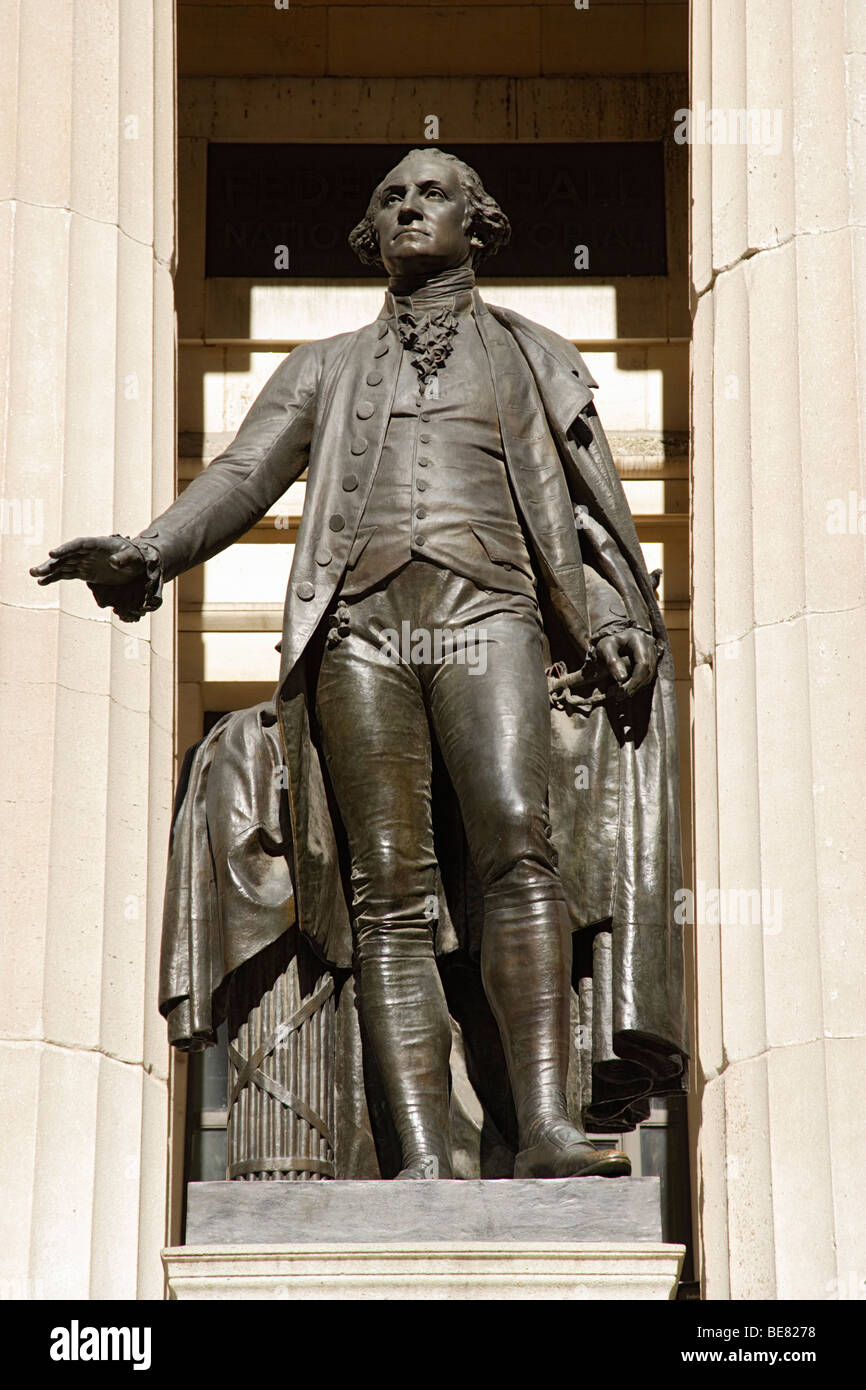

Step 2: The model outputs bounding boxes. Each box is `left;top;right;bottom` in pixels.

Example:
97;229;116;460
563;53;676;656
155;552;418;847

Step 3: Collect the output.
356;923;454;1179
481;887;630;1178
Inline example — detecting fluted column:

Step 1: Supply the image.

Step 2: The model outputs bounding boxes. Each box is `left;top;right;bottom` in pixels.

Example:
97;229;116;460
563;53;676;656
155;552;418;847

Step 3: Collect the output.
691;0;866;1298
0;0;176;1299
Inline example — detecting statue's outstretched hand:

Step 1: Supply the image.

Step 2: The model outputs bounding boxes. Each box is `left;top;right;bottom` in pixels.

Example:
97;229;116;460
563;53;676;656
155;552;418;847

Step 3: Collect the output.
30;536;146;588
596;629;658;697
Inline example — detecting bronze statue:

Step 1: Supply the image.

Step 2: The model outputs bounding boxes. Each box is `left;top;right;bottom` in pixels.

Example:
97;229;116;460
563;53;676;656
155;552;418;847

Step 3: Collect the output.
32;149;688;1181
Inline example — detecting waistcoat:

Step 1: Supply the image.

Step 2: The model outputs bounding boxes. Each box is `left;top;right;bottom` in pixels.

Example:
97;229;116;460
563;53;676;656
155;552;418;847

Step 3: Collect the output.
339;290;537;599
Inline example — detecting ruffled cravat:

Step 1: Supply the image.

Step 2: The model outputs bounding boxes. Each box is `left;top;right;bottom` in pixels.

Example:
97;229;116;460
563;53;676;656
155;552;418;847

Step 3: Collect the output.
389;265;476;389
394;304;459;388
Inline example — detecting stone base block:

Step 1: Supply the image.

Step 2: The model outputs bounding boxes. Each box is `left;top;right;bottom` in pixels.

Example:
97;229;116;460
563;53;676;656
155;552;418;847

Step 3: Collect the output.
184;1177;664;1244
163;1241;685;1300
168;1179;683;1298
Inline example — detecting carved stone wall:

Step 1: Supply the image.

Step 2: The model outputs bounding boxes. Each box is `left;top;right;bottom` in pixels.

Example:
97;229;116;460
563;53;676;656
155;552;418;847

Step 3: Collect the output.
690;0;866;1300
0;0;176;1299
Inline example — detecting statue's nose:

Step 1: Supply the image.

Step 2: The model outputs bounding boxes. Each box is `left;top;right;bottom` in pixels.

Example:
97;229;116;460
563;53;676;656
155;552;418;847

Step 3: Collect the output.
397;194;424;221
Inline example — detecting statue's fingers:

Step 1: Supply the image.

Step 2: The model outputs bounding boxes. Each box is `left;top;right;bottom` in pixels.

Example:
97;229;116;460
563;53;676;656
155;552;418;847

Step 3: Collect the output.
32;551;81;571
33;558;84;582
29;558;58;577
622;658;653;695
45;537;99;559
52;556;96;576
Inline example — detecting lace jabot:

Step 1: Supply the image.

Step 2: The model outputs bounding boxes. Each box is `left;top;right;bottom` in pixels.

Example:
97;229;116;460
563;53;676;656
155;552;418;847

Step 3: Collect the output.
387;266;477;388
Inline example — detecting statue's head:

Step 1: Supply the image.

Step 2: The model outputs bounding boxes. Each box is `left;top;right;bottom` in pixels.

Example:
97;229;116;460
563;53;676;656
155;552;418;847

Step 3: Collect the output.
349;148;511;277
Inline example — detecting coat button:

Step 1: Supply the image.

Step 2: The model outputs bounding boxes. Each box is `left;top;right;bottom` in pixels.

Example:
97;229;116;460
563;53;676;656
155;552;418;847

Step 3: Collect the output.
366;372;383;386
350;438;368;455
315;547;332;566
377;322;389;338
374;344;389;358
296;582;315;601
342;474;359;491
356;402;375;419
328;514;345;532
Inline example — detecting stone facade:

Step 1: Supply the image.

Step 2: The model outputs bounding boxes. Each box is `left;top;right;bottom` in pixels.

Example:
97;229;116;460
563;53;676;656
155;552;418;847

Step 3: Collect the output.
0;0;176;1299
690;0;866;1301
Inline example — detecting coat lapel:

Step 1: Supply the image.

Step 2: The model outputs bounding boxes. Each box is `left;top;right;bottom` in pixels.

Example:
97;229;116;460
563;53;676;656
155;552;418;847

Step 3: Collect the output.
482;295;595;429
484;298;651;592
472;299;591;651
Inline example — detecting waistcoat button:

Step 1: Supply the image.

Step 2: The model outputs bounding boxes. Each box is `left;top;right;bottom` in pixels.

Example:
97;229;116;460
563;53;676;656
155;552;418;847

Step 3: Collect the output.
415;535;426;547
415;507;427;520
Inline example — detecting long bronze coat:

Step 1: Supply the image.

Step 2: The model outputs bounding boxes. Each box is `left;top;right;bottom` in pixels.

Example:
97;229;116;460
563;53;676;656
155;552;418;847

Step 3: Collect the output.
147;291;688;1127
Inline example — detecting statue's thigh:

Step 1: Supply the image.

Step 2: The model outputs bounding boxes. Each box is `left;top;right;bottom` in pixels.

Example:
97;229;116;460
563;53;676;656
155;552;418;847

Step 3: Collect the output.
427;611;552;876
315;635;436;894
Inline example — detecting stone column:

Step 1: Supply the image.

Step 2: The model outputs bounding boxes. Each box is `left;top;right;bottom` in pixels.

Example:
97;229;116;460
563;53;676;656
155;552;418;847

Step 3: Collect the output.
0;0;176;1299
691;0;866;1298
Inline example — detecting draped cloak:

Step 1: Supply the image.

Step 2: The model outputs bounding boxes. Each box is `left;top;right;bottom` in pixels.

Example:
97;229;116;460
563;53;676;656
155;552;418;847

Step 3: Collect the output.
154;297;689;1133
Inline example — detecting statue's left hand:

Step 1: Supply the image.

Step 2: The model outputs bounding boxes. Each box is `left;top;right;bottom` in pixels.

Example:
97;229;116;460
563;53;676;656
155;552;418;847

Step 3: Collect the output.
596;629;658;696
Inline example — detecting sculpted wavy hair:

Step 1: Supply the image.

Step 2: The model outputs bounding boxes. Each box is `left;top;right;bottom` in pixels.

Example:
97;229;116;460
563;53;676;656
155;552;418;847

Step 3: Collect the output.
348;149;511;270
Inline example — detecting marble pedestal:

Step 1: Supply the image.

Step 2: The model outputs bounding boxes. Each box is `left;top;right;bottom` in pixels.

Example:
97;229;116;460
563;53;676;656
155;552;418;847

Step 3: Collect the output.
163;1179;685;1299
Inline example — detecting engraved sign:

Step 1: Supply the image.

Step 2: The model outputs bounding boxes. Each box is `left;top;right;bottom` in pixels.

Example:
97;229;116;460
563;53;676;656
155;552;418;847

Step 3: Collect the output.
205;142;667;279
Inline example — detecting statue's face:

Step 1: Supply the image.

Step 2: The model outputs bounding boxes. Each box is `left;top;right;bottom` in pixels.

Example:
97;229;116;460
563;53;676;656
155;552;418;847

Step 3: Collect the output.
372;152;473;277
